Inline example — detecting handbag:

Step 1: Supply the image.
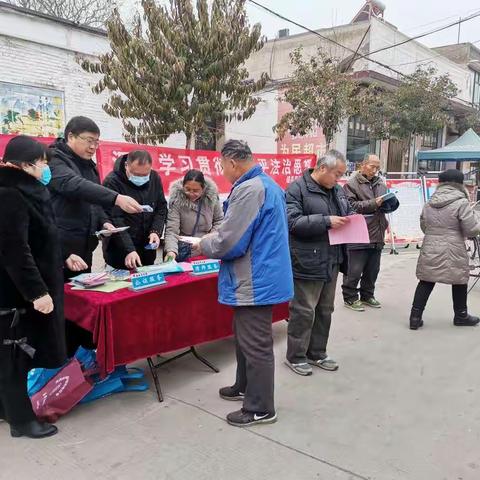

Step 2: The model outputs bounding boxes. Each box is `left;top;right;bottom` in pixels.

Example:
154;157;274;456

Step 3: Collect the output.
30;358;93;423
28;345;96;396
177;198;203;262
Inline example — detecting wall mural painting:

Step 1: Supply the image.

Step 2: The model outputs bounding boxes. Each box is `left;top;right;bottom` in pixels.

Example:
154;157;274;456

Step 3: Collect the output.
0;82;65;137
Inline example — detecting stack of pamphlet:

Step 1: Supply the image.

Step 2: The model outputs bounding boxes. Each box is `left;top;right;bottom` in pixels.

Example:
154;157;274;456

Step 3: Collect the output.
71;272;110;289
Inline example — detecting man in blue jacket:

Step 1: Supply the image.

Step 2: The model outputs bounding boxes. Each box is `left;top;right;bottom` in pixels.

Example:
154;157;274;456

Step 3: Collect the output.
194;140;293;427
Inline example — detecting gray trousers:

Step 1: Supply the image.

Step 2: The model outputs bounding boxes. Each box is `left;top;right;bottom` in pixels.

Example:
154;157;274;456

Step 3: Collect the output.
232;305;275;415
287;267;339;364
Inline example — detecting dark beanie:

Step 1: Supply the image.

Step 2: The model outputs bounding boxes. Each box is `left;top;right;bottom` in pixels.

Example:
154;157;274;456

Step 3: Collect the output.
438;169;464;185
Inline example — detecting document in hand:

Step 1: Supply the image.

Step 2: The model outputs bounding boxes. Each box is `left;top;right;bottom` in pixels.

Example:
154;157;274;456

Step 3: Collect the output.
327;214;370;245
95;226;130;237
178;235;200;245
380;192;396;201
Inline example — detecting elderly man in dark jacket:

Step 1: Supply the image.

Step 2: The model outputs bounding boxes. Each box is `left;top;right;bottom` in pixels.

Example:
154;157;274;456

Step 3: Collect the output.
285;150;353;376
342;154;393;312
103;150;168;269
48;116;143;280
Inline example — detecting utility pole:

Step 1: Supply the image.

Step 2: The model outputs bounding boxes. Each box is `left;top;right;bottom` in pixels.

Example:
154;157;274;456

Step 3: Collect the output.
457;17;461;44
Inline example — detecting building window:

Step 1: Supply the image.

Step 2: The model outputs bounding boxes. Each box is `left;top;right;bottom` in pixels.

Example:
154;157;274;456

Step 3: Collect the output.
421;131;441;149
473;71;480;108
417;160;445;172
346;115;377;166
417;130;443;172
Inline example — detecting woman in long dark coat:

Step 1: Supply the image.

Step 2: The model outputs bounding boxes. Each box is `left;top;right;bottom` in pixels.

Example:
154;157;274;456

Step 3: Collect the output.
0;135;67;438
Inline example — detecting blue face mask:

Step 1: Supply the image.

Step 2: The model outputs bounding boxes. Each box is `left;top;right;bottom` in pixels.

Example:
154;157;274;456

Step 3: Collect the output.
39;165;52;186
129;174;150;187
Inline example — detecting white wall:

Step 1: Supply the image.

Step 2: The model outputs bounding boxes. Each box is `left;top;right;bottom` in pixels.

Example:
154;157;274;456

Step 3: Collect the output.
224;90;278;153
245;22;371;82
368;18;471;103
0;5;187;147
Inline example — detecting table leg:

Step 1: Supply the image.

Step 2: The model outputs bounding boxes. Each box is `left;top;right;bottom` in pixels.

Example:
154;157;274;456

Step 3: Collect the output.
147;347;219;402
190;347;220;373
147;357;164;402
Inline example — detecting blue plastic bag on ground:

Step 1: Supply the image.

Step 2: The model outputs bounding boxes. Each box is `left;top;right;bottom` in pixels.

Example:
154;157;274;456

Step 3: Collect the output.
29;347;148;402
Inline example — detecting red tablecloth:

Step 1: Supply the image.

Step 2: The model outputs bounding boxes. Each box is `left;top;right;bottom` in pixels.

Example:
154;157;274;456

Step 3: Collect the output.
64;272;289;376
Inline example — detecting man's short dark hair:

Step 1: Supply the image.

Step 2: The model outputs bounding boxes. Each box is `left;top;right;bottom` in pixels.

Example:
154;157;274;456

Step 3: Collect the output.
127;150;152;166
221;139;253;162
64;116;100;138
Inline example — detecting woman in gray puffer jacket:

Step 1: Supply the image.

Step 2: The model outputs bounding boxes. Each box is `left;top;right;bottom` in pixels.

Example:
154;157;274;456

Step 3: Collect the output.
164;170;223;262
410;169;480;330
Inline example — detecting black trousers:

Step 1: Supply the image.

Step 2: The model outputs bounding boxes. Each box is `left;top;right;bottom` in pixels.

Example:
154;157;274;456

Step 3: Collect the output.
342;248;382;302
412;281;468;313
232;305;275;415
0;317;36;425
63;235;98;356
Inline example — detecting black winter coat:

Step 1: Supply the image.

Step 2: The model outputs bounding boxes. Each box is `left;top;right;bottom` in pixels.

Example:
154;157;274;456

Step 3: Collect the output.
102;155;168;269
286;169;353;281
48;138;118;261
0;166;66;368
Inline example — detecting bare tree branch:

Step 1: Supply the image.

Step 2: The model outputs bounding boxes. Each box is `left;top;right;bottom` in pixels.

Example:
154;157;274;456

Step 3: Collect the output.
6;0;124;28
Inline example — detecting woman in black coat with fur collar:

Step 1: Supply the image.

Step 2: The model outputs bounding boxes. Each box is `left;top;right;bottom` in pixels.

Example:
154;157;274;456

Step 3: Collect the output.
0;136;66;439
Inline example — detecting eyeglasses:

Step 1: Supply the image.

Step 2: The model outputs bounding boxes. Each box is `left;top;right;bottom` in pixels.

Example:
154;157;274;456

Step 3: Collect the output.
77;135;100;148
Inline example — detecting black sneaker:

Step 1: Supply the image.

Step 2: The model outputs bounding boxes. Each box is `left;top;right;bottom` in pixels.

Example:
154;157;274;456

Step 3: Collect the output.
226;409;277;427
219;385;245;401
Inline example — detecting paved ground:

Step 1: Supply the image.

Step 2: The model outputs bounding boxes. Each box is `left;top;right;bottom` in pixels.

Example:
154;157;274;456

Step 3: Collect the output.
1;250;480;480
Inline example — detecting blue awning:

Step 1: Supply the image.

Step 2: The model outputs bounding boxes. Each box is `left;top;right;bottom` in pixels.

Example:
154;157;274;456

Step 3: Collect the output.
417;128;480;161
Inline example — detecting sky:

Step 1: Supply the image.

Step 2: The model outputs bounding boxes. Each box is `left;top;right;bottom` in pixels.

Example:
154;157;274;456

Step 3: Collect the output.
123;0;480;49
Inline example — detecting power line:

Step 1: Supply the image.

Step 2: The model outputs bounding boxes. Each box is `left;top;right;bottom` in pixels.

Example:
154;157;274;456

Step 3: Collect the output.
367;10;480;57
249;0;480;79
389;39;480;68
344;25;371;72
248;0;477;106
248;0;407;78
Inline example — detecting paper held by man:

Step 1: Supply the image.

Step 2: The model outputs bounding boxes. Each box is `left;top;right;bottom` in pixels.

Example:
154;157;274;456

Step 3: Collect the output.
178;235;201;245
328;214;370;245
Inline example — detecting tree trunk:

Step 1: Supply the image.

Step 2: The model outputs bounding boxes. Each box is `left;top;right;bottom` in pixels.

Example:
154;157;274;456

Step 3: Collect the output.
185;129;195;150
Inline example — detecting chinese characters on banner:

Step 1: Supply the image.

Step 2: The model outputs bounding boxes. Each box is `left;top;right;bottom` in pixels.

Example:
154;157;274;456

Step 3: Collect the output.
95;141;315;194
276;92;327;158
0;134;315;195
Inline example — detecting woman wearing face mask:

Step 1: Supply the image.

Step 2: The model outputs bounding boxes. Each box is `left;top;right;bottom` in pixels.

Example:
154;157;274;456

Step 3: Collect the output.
0;136;67;439
164;170;224;262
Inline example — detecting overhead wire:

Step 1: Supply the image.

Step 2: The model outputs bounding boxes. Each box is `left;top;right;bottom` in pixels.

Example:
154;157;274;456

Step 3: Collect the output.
249;0;480;77
248;0;479;105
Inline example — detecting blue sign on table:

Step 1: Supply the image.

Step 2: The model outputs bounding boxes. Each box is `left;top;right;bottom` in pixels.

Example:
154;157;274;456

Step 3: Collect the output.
191;260;220;276
131;272;166;291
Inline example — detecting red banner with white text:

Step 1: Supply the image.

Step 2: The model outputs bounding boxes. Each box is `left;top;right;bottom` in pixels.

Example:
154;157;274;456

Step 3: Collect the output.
0;135;315;195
